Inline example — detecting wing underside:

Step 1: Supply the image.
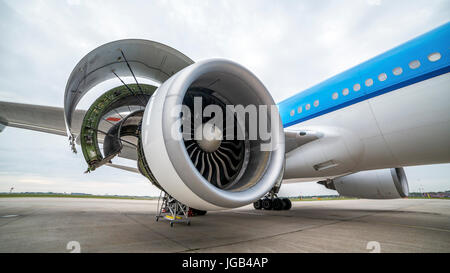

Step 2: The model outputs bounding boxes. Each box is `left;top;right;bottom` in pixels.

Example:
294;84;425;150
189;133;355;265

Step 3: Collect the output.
0;101;138;162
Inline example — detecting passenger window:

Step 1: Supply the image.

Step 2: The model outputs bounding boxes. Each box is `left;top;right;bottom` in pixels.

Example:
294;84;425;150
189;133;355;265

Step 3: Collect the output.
393;67;403;76
378;73;387;81
409;60;420;69
428;52;441;62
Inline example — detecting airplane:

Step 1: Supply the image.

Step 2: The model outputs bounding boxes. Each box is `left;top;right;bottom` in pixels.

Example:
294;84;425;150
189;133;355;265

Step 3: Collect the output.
0;22;449;222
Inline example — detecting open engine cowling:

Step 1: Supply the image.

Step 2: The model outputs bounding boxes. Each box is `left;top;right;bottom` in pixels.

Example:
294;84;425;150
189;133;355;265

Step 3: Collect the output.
63;39;284;211
319;168;409;199
141;59;285;211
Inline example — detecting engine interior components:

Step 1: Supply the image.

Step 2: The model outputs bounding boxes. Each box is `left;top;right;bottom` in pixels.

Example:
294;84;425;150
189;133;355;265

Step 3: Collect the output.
80;84;156;172
64;39;194;144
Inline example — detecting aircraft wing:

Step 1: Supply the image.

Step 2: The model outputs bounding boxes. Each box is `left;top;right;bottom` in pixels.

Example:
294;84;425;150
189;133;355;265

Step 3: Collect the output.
0;101;78;136
0;101;138;161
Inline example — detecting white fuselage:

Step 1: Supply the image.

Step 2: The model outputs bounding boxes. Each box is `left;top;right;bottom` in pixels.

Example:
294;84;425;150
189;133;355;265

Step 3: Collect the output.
284;72;450;181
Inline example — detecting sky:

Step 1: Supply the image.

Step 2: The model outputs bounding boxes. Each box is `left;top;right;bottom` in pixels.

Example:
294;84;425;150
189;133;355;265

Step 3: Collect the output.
0;0;449;196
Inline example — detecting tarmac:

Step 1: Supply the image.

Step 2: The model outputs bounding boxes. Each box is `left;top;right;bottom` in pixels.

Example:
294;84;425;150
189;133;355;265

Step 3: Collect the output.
0;197;449;253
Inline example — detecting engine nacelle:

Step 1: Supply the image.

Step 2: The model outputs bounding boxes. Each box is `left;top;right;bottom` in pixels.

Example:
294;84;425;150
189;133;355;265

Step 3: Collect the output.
319;168;409;199
63;39;284;211
142;59;285;211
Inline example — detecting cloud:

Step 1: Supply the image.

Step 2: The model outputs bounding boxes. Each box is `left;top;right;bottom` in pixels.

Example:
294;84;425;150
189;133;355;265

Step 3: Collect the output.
66;0;81;6
367;0;382;6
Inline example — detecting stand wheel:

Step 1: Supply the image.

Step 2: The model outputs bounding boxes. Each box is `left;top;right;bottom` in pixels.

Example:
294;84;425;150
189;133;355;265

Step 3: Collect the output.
253;200;262;210
262;198;272;210
170;222;174;227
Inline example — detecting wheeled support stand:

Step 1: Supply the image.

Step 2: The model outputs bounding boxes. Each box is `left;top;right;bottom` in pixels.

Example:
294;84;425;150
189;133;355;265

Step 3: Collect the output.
156;192;191;227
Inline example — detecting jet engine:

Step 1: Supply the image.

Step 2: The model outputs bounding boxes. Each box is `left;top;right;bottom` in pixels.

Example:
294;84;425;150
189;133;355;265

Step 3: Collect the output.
319;168;409;199
142;59;285;210
64;39;285;211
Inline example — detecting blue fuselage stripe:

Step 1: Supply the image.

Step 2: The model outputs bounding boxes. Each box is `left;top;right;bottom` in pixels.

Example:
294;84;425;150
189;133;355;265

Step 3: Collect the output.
282;65;450;128
278;22;450;128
